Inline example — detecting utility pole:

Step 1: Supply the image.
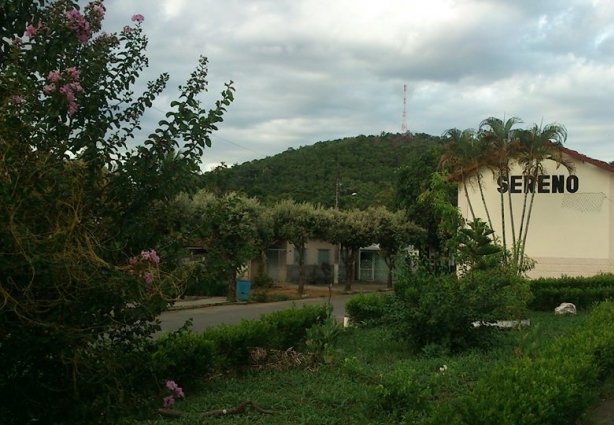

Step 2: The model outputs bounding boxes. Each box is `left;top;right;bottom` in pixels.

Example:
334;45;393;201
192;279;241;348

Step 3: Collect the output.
334;163;340;284
401;84;408;134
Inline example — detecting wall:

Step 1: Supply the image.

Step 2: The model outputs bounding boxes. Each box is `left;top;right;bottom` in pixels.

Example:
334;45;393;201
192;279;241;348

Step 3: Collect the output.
460;154;614;278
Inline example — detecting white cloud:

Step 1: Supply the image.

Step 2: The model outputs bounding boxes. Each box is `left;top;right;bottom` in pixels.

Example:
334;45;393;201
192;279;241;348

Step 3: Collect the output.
101;0;614;165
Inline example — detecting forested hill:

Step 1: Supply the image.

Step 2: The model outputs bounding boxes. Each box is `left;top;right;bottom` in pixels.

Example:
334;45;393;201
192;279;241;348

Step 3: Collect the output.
201;132;444;209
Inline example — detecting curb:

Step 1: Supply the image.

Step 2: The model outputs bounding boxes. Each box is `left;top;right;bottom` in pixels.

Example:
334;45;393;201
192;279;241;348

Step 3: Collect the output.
168;300;231;311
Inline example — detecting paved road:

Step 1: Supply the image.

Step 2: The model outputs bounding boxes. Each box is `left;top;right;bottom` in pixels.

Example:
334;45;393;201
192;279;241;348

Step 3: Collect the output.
157;295;354;335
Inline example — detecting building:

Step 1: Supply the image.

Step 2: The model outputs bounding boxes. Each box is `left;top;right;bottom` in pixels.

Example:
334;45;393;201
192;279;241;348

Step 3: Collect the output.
458;147;614;278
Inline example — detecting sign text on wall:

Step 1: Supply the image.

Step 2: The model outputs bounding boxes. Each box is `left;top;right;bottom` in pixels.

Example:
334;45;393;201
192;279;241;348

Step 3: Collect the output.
497;175;579;194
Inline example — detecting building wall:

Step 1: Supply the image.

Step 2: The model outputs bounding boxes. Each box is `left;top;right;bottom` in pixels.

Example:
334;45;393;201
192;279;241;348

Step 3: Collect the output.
459;155;614;278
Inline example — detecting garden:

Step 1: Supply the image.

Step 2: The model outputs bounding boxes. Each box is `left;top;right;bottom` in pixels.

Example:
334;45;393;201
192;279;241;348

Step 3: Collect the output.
3;2;614;424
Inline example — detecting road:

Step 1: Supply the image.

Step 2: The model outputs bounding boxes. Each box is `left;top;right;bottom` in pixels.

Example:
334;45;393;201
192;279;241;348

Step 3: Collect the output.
157;295;354;335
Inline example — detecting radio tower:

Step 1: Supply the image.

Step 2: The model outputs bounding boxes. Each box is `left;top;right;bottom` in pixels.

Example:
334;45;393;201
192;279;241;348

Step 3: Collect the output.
401;84;408;133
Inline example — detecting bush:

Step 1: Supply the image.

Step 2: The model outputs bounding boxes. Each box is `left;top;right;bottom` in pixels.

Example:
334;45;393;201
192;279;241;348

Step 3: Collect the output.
529;274;614;311
440;301;614;425
345;293;393;326
202;304;329;370
152;328;216;387
392;268;530;353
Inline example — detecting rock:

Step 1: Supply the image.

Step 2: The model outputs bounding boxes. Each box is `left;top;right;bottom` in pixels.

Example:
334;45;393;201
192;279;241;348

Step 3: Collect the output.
555;302;577;315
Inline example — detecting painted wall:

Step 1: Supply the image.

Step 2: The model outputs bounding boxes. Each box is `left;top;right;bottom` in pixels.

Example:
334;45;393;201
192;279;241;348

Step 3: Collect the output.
459;154;614;278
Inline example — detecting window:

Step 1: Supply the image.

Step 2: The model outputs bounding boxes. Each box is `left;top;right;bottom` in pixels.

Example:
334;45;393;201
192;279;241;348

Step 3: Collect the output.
317;249;331;266
293;248;306;265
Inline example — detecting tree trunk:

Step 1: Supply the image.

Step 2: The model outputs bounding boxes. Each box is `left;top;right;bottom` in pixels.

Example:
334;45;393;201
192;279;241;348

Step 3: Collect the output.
507;183;517;260
519;171;539;272
386;258;394;289
515;172;532;268
227;269;237;301
463;181;476;222
499;181;507;261
476;173;493;231
297;245;305;295
343;248;357;292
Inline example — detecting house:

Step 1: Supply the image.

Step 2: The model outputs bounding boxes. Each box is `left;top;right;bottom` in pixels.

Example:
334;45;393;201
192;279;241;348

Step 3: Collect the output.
458;147;614;278
250;239;396;284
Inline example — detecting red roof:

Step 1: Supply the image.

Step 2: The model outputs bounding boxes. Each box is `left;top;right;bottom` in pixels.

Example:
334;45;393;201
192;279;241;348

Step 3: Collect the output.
560;146;614;175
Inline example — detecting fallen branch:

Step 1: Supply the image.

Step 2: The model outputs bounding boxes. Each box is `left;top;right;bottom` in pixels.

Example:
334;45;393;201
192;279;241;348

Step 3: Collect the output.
156;400;275;418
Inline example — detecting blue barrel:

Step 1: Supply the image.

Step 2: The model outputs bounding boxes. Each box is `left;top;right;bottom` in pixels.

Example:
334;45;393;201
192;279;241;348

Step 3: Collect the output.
236;279;252;301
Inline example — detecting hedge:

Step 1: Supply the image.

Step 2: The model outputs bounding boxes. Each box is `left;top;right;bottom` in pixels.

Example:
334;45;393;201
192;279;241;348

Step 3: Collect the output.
529;273;614;311
345;293;393;326
421;301;614;425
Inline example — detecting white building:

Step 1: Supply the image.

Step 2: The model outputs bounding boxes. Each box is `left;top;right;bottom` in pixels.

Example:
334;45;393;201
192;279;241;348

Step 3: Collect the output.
458;147;614;278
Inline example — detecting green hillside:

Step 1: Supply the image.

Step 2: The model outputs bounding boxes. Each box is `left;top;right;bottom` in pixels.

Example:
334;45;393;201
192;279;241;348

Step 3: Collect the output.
201;132;444;209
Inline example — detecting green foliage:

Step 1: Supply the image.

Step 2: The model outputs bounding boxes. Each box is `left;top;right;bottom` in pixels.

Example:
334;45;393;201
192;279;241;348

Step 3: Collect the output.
375;366;433;419
202;304;328;370
529;273;614;311
455;218;502;272
201;132;444;209
305;316;343;364
0;1;234;423
451;301;614;425
152;327;216;387
345;293;394;326
253;273;274;288
392;266;531;353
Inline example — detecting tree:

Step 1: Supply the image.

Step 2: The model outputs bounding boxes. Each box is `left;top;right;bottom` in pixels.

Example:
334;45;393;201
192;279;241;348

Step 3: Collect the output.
370;206;425;288
478;116;523;260
0;1;234;422
273;200;330;294
191;191;268;300
327;209;377;292
514;123;573;270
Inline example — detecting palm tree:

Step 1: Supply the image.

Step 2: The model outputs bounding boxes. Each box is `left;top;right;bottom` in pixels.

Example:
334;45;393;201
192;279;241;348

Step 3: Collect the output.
439;128;484;224
478;116;523;262
515;123;573;270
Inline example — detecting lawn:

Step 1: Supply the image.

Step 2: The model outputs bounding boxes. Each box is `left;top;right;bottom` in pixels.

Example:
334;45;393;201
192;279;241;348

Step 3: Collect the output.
127;311;586;425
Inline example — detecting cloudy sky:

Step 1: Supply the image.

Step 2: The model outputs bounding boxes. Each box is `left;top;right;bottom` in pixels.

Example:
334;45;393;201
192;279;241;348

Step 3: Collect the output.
102;0;614;170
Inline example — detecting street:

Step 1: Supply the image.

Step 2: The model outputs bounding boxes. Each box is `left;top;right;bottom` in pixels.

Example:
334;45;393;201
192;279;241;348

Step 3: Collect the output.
157;295;355;335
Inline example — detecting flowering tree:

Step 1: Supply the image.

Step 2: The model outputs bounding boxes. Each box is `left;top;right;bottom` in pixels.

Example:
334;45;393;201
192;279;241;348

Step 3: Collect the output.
0;1;234;423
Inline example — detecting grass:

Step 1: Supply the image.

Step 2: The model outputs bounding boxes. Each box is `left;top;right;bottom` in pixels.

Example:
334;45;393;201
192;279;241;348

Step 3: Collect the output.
127;311;586;425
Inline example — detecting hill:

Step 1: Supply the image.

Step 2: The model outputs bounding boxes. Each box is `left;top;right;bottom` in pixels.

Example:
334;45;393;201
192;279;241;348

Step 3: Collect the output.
201;132;445;209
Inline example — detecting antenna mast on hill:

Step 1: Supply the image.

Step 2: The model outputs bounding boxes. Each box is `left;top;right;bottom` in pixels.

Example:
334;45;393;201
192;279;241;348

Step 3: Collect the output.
401;84;408;134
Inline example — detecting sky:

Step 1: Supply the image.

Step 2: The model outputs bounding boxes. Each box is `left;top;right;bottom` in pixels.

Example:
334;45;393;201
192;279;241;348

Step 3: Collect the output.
102;0;614;171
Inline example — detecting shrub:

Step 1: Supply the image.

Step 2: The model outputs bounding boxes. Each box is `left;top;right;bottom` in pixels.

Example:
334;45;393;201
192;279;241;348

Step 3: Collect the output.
392;268;530;353
345;293;393;326
152;329;216;387
442;301;614;425
202;304;328;370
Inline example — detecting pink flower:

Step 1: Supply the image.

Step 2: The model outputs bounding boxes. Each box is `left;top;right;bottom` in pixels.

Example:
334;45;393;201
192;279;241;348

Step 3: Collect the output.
43;84;56;94
131;14;144;23
141;250;151;261
25;24;38;37
122;26;132;33
66;66;80;80
47;70;61;83
174;387;185;398
12;96;24;105
163;396;175;407
149;250;160;264
166;380;178;391
129;257;138;265
143;272;153;284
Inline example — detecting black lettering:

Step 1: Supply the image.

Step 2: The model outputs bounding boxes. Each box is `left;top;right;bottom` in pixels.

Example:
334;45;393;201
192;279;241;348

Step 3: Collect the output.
497;176;508;193
567;175;579;193
538;175;550;193
551;175;565;193
510;176;522;193
524;175;535;193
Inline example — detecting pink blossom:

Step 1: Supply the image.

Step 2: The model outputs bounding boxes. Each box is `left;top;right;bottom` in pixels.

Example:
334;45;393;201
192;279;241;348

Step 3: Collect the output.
12;96;24;105
66;67;80;80
163;396;175;407
129;257;138;265
47;70;61;83
143;272;153;284
93;4;105;17
12;37;22;46
65;9;92;44
149;250;160;264
141;250;151;261
166;380;178;391
43;84;56;94
25;25;38;37
131;14;144;23
122;26;133;33
174;387;184;398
